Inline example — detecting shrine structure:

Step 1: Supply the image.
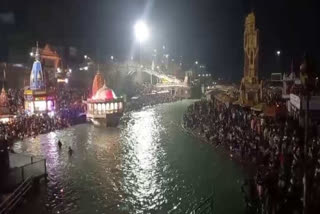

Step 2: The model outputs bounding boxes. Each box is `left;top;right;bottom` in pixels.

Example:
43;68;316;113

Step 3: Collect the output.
24;43;56;114
31;44;62;86
85;69;124;126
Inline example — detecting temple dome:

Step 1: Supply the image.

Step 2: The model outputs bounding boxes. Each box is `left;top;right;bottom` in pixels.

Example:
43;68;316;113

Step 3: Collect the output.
92;72;104;96
93;84;117;101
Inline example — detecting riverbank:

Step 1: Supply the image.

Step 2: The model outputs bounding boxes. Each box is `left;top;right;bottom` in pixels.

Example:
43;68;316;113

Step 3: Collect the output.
181;107;259;213
181;116;257;176
183;100;320;213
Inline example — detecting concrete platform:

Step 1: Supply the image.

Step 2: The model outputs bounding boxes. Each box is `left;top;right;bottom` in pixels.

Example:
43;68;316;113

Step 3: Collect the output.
9;153;41;168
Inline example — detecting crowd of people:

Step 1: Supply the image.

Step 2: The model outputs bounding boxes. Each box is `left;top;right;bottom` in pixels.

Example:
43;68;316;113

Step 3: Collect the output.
0;87;87;143
6;89;24;114
0;84;180;143
56;87;87;124
126;91;179;112
183;100;320;214
0;114;69;142
56;87;87;110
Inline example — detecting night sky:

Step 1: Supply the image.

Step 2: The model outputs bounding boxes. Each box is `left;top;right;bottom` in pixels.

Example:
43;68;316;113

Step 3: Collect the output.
1;0;320;81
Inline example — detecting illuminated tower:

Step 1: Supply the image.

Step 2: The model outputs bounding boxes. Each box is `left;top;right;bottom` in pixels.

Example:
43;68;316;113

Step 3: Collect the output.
239;12;262;106
30;42;45;90
243;12;259;83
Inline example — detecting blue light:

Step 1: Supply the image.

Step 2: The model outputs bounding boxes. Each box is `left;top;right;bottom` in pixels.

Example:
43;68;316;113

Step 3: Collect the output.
30;60;45;90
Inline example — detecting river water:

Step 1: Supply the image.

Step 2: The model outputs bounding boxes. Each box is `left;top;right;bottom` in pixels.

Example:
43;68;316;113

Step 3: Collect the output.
14;100;245;214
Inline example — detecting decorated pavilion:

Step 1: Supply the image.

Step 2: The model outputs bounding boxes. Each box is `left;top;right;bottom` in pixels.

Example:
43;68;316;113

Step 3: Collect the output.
86;70;124;126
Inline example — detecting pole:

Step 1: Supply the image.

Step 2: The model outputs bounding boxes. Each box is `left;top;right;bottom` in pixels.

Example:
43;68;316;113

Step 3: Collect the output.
139;41;141;67
138;41;144;84
44;159;47;182
303;94;309;214
21;167;25;182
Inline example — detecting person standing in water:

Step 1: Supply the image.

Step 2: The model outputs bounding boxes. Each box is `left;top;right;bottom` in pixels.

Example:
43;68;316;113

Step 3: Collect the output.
68;146;73;156
58;140;62;149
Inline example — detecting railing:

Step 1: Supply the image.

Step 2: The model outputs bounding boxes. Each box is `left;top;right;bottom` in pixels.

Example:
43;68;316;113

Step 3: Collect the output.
5;158;47;191
192;194;214;214
0;176;33;214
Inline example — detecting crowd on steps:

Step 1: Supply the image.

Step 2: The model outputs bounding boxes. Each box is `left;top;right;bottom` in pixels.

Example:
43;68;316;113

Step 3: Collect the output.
126;92;179;112
183;100;320;214
0;88;86;143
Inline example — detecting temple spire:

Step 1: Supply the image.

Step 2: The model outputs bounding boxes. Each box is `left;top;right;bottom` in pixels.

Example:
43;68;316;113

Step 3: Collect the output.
2;63;6;90
97;64;101;73
250;0;255;13
35;41;40;61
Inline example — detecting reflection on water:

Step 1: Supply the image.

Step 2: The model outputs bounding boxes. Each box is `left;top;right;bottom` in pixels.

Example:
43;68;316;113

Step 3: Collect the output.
14;100;245;214
121;109;167;212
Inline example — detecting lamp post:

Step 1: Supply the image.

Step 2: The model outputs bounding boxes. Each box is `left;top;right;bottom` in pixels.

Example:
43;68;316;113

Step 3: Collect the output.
134;20;150;83
302;66;310;214
134;20;149;63
276;50;281;73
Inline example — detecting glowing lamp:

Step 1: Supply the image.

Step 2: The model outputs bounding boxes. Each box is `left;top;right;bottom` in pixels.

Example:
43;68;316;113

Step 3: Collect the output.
134;20;149;43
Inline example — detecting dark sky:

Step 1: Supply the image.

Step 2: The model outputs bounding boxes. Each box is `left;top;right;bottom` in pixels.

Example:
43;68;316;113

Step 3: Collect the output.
1;0;320;81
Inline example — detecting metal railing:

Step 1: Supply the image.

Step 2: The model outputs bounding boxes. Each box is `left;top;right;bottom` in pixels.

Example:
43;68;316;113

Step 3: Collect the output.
192;194;214;214
0;176;33;214
5;158;46;191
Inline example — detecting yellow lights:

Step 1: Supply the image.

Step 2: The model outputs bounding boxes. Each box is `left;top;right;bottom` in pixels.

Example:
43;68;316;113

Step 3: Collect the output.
90;102;123;115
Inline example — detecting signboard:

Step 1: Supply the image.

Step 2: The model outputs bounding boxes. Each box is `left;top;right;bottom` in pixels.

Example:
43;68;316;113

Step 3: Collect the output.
24;95;34;101
24;89;49;96
33;90;47;95
290;94;320;110
24;90;33;95
35;97;46;101
290;94;300;110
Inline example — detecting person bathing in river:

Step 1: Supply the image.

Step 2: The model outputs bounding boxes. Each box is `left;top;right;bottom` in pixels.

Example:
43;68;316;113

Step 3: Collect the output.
58;140;62;149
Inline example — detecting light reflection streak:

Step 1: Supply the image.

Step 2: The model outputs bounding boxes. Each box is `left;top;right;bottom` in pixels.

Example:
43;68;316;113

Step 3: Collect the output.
122;109;165;211
45;131;59;169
